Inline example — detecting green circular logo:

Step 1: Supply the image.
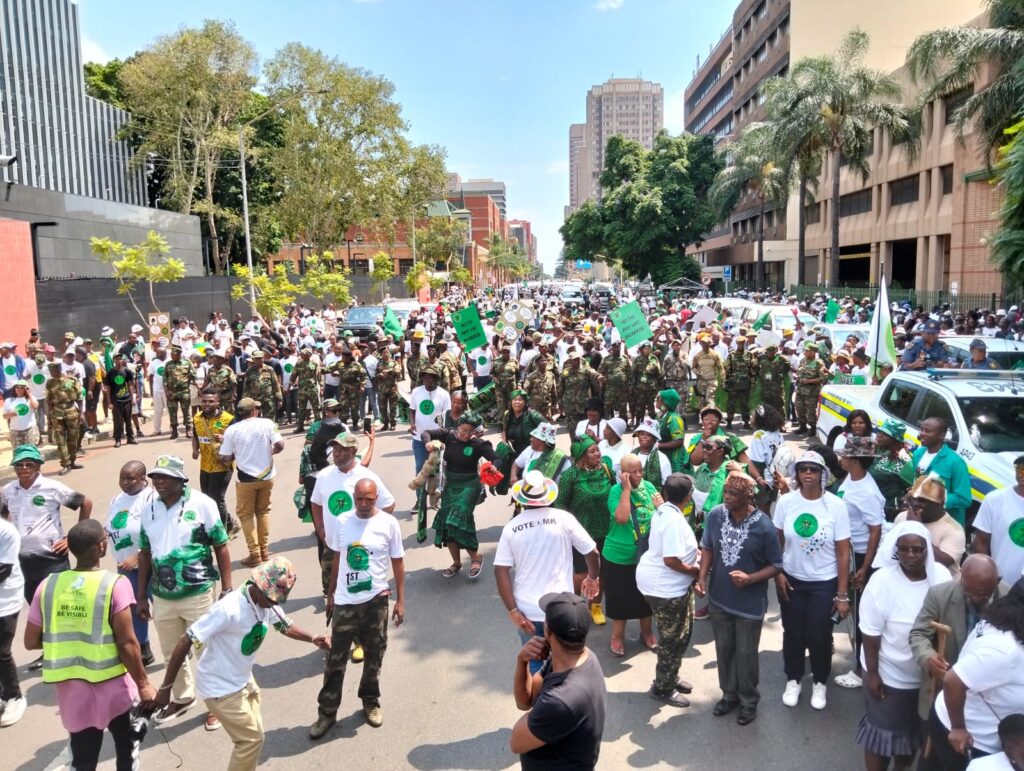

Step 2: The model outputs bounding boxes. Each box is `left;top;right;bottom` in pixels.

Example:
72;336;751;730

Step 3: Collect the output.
183;510;197;522
4;365;15;376
419;399;434;415
240;622;267;656
463;446;474;456
111;510;130;530
284;363;293;373
477;356;487;365
793;513;819;538
32;495;45;506
32;374;45;385
114;375;125;385
328;490;353;517
1009;517;1024;548
346;543;370;571
15;404;28;416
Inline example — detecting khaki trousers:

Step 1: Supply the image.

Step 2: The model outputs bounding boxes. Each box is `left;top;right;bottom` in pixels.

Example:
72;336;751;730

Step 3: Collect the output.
205;678;263;771
153;589;214;704
236;479;273;559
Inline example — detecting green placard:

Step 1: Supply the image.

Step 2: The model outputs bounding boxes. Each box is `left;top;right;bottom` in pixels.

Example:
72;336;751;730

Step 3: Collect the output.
608;301;653;349
451;304;488;351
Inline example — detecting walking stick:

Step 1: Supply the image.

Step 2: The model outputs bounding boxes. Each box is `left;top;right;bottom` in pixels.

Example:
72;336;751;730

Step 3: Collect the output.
922;621;953;760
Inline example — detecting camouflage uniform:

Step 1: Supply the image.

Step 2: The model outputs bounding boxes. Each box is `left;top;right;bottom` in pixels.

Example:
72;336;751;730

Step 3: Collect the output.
163;354;196;437
242;360;283;422
724;347;756;427
757;353;790;415
439;350;465;393
205;363;237;413
598;352;631;420
631;349;662;423
375;356;401;429
292;356;323;428
559;364;602;427
317;594;390;718
337;358;366;429
426;355;450;391
662;351;690;415
692;348;725;408
407;353;428;387
46;369;81;469
490;354;518;419
794;353;827;432
522;368;558;419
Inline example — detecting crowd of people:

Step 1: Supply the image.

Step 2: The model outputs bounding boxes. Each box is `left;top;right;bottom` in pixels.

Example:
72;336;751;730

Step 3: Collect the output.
0;282;1022;771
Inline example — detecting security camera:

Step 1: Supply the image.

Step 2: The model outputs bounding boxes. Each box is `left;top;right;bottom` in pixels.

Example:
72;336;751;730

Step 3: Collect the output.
0;154;16;167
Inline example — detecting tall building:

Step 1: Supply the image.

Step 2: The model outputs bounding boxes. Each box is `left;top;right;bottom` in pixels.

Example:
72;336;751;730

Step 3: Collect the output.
508;219;538;265
447;174;507;216
568;123;588;212
684;0;994;293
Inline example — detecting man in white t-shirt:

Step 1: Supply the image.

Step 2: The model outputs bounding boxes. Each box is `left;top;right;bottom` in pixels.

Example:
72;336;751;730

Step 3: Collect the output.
495;470;599;673
468;345;493;392
323;343;344;401
973;456;1024;582
155;557;328;769
408;366;451;476
0;515;25;725
311;479;405;739
219;399;285;567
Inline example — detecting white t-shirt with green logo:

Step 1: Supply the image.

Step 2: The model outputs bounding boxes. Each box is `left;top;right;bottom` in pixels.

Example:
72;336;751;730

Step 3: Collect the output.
106;488;156;564
410;385;450;436
4;397;35;431
974;486;1024;582
311;465;396;546
470;347;492;376
772;490;851;581
326;511;404;606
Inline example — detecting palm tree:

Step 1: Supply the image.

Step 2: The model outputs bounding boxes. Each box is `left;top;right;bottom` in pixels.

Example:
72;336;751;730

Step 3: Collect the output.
710;122;788;291
990;118;1024;285
906;0;1024;159
782;29;917;285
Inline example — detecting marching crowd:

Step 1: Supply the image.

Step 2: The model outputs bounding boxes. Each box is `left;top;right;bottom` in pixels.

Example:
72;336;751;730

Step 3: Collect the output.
0;283;1022;771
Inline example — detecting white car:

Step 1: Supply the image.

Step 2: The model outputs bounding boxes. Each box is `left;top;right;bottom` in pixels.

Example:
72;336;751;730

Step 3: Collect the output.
817;369;1023;512
739;303;817;332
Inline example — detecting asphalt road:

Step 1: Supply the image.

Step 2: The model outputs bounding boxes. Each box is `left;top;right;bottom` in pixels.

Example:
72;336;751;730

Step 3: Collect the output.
4;420;867;771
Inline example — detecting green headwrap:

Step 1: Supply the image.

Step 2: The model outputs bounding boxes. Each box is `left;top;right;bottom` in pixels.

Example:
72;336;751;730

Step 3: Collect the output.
457;411;483;428
659;388;681;410
571;435;597;460
511;389;528;400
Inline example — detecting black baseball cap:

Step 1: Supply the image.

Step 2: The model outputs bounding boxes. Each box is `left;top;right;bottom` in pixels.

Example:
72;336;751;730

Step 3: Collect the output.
539;592;591;644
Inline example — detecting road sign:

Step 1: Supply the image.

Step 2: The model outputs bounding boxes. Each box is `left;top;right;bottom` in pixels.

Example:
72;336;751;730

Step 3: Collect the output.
723;266;733;282
700;274;712;286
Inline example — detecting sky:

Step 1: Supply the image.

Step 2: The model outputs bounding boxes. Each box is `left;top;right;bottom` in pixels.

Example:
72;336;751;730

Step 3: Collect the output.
78;0;735;274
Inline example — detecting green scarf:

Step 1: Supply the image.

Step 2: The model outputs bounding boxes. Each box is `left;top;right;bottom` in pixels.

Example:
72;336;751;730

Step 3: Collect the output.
530;448;567;479
642;450;663;488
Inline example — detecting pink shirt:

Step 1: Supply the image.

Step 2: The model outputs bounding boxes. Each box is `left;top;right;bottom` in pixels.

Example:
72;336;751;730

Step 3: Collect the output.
29;573;139;733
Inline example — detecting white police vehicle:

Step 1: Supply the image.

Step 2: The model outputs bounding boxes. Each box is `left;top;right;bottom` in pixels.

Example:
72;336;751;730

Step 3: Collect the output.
817;369;1024;511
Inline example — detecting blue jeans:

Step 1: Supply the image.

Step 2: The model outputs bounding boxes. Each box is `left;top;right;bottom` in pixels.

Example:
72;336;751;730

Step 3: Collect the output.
517;620;546;674
412;438;429;474
360;386;379;420
118;567;150;645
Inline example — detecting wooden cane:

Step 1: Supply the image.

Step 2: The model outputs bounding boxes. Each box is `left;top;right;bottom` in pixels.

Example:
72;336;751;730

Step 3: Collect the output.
923;621;953;760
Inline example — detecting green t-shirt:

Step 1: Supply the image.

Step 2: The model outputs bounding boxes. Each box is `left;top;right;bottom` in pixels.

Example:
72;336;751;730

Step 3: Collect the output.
602;480;658;565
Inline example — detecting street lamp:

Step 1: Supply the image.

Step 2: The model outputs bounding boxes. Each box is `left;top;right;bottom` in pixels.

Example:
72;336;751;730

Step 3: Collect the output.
239;89;328;309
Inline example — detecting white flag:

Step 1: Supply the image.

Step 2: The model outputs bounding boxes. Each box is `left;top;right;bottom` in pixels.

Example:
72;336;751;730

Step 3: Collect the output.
867;275;898;380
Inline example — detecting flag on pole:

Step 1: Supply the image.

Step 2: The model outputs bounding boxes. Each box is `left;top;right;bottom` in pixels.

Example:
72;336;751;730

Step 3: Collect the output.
824;298;841;323
866;275;898;381
751;311;772;331
382;306;403;341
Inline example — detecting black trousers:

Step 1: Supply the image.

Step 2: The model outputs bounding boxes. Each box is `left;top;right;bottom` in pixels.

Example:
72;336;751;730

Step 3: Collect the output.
779;575;837;684
200;469;234;527
111;400;134;441
20;551;70;602
0;611;21;701
68;709;138;771
923;705;990;771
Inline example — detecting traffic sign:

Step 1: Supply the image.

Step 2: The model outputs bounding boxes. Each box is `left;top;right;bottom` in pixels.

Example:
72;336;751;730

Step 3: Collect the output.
723;266;733;282
700;274;712;286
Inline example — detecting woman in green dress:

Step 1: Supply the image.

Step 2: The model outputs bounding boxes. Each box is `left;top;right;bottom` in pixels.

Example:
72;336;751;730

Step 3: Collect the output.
553;436;614;625
422;412;497;580
655;388;688;473
495;390;542;495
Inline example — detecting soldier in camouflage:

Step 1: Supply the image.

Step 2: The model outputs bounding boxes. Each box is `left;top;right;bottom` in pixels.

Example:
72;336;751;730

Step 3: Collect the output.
691;335;725;409
336;349;366;432
45;361;83;474
204;352;237;414
661;338;690;417
424;344;449;391
559;350;603;429
490;346;518;420
598;340;631;422
438;343;465;393
724;333;757;429
522;355;557;421
407;336;428;387
794;341;827;436
163;344;196;440
756;343;790;419
375;347;401;430
630;341;663;424
241;350;284;425
292;347;323;433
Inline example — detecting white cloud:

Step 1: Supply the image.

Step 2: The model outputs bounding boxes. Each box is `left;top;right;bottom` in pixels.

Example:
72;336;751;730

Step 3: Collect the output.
595;0;624;10
80;35;110;65
544;159;569;176
663;88;686;135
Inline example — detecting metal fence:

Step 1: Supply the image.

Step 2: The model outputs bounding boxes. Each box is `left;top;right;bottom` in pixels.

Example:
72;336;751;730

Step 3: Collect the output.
785;285;1021;314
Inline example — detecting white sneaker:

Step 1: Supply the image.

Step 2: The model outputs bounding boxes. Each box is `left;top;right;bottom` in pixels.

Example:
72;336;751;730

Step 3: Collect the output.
782;680;801;707
834;670;863;689
0;696;26;726
810;683;827;710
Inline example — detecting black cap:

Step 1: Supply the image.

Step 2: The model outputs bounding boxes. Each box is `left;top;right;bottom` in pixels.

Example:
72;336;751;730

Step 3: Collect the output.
539;592;591;644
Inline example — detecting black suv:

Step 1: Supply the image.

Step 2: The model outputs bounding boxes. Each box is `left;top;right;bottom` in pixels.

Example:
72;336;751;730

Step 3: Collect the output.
338;306;384;341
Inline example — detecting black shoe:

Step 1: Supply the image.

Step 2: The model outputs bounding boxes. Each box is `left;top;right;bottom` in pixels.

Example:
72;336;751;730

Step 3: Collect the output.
675;679;693;694
69;462;84;470
650;688;690;708
737;707;757;725
127;437;138;445
141;643;155;667
27;655;43;671
170;429;179;440
114;440;122;448
712;699;739;717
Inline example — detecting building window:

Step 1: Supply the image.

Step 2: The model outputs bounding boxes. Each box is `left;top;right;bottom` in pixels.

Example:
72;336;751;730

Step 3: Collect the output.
756;1;767;19
804;200;821;225
944;87;972;125
940;164;954;195
398;259;414;276
839;189;872;217
757;45;768;63
889;175;920;206
350;258;369;275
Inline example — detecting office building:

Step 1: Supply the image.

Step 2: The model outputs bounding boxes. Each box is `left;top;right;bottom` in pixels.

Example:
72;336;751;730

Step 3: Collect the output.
447;174;507;217
568;123;588;212
508;219;538;265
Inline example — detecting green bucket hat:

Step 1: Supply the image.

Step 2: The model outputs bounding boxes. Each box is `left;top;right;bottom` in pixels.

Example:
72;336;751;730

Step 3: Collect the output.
877;418;906;441
148;454;189;482
11;444;44;465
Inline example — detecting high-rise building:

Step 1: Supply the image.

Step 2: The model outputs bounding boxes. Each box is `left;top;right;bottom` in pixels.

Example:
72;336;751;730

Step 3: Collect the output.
568;123;588;212
684;0;995;293
447;174;507;216
508;219;538;265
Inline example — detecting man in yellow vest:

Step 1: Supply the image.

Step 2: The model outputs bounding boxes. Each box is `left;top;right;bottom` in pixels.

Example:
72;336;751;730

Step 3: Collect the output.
24;519;155;770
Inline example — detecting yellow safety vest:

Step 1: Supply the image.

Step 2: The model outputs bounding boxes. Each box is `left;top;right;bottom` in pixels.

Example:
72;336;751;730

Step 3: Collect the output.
40;570;127;684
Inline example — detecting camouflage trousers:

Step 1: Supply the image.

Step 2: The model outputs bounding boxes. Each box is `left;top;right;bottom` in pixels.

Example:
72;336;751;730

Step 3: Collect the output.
603;386;629;420
795;386;820;429
318;594;389;716
726;387;751;423
632;388;657;423
50;410;80;467
645;591;695;694
694;378;718;409
339;395;361;428
378;390;398;427
297;389;322;426
167;392;192;432
761;389;785;416
493;388;512;424
217;390;236;415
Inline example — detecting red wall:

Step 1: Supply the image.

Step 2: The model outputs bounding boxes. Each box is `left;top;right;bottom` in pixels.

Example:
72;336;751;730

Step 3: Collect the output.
0;218;38;348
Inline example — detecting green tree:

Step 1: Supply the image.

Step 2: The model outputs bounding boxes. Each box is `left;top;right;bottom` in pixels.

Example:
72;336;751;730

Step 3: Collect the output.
91;231;186;326
486;233;531;282
710;123;789;291
782;29;917;284
84;59;128;109
449;265;473;287
906;0;1024;158
370;251;395;301
991;118;1024;287
231;264;298;318
118;20;258;274
415;217;469;271
404;261;443;295
298;253;352;307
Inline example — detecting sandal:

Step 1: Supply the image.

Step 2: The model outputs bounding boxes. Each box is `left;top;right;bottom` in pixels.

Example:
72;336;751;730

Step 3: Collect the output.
442;563;462;578
642;635;659;652
468;558;484;580
609;639;625;657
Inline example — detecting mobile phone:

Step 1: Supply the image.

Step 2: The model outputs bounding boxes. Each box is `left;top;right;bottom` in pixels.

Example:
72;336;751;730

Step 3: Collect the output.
830;609;843;625
363;417;372;434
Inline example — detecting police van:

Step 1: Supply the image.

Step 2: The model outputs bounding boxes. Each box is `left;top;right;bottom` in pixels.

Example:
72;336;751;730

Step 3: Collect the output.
817;369;1024;513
